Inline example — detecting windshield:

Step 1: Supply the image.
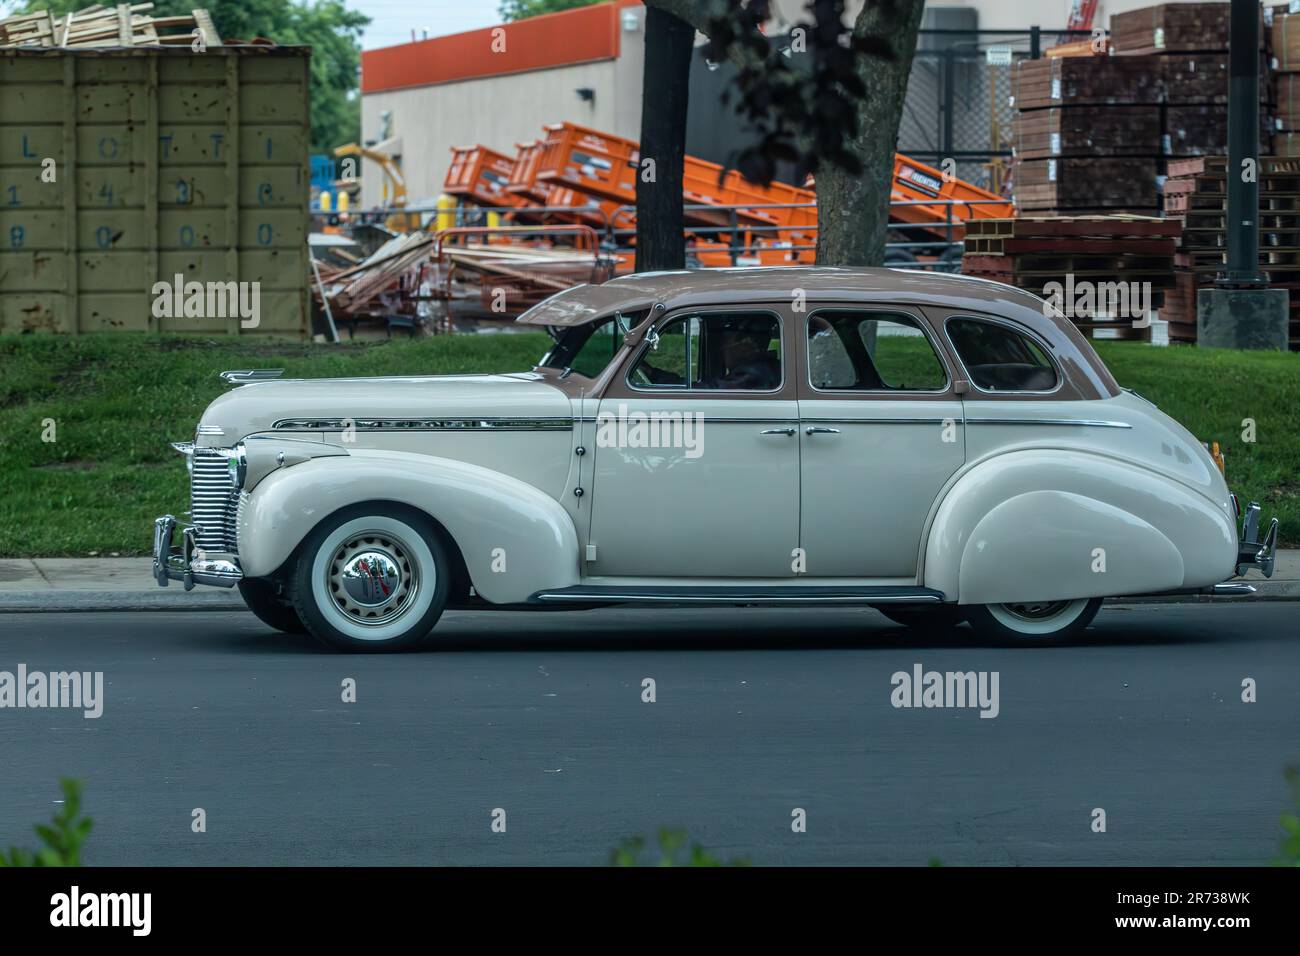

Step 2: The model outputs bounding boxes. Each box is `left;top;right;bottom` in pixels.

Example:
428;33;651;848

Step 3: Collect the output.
538;310;645;378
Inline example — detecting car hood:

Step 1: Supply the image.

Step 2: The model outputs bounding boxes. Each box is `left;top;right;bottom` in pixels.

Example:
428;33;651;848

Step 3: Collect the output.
195;372;570;444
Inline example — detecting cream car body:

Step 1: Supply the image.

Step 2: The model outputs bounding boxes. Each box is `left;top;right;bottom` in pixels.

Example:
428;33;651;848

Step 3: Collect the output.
153;267;1278;650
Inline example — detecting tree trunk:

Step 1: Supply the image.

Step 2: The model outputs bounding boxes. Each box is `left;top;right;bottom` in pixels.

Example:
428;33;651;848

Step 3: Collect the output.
814;0;926;267
635;6;695;272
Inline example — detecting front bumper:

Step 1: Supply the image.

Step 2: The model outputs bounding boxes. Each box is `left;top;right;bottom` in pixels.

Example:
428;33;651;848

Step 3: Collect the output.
1234;501;1279;578
152;515;243;590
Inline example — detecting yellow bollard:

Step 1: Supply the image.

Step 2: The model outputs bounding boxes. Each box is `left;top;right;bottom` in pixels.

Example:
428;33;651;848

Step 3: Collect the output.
436;193;457;233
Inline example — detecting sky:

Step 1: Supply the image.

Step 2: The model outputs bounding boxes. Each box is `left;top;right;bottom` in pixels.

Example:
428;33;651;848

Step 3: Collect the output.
348;0;512;50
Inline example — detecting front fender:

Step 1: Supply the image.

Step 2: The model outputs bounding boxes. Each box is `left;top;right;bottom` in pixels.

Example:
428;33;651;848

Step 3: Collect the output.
236;449;580;603
923;449;1236;604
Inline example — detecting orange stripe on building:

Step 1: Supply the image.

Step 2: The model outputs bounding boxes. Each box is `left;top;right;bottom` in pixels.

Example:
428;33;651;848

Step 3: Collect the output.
361;1;642;95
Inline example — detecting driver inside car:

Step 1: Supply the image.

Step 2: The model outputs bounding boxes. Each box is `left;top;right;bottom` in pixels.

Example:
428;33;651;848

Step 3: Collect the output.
708;320;780;390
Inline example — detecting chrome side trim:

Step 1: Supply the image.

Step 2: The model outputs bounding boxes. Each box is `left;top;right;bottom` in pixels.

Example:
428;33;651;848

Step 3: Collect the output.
531;588;944;605
965;419;1133;429
272;418;574;432
801;418;955;426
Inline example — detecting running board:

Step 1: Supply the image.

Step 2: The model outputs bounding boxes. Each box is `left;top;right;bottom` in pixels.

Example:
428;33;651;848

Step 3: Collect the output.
528;585;945;606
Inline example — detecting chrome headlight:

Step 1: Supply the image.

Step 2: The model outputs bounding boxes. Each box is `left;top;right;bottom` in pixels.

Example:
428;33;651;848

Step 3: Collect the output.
226;442;247;490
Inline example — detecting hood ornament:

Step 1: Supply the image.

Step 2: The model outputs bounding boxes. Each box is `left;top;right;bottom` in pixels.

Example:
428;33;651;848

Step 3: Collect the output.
219;369;285;385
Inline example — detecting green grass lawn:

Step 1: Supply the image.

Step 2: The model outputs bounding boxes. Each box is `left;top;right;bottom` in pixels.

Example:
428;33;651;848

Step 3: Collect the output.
0;335;1295;556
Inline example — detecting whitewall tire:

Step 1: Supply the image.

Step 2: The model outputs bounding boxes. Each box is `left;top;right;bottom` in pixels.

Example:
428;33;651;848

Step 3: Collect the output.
964;597;1102;644
289;505;450;652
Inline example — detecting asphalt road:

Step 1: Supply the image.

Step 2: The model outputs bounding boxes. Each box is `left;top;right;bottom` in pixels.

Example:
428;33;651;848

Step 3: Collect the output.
0;602;1297;866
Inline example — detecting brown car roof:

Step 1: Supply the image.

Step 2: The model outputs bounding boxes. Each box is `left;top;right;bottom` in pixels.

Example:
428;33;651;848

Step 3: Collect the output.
517;267;1120;399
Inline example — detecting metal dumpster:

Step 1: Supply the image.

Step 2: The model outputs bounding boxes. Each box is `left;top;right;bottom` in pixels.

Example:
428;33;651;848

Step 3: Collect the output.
0;45;310;337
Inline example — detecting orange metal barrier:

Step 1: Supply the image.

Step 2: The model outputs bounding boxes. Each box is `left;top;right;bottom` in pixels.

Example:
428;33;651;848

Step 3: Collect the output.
442;123;1013;269
445;145;530;210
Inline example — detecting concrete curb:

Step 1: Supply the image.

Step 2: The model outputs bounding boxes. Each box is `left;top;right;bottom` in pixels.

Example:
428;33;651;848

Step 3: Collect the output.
0;591;247;612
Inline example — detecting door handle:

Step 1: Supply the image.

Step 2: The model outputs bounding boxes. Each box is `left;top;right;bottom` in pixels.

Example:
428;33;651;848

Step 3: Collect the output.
805;426;841;435
761;427;797;436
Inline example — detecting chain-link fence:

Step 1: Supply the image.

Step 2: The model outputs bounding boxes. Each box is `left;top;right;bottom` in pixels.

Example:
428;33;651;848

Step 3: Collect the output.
900;29;1096;194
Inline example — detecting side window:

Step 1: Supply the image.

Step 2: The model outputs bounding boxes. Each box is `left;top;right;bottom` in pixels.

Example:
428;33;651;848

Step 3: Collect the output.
630;312;782;390
807;311;947;391
947;318;1059;392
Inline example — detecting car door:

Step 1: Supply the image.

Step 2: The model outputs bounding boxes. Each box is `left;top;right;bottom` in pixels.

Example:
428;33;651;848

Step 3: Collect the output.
796;306;965;578
585;305;800;578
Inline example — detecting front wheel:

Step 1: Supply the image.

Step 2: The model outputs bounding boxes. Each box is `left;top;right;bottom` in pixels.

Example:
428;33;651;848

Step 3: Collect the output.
963;597;1103;644
288;505;451;652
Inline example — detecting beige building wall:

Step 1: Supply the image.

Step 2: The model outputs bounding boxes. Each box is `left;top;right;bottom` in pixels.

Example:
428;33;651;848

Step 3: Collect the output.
359;5;647;209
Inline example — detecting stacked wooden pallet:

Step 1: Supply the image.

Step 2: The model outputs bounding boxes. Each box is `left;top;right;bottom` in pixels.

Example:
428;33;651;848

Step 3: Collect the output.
961;216;1179;341
0;4;221;48
1010;2;1268;217
1161;156;1300;347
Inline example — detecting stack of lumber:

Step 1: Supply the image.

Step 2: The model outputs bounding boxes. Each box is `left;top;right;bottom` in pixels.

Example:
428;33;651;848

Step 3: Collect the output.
961;216;1179;341
1010;3;1270;216
313;232;616;324
314;233;436;317
0;4;221;48
1270;8;1300;155
1160;156;1300;347
1109;2;1235;55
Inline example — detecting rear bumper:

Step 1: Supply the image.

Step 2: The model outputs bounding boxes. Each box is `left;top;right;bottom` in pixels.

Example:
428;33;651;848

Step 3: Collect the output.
152;515;242;590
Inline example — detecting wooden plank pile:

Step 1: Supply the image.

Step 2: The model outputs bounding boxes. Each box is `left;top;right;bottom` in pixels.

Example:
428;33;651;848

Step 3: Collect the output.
1160;156;1300;348
1010;2;1268;217
1270;7;1300;155
312;232;616;330
961;216;1179;341
0;4;222;48
1109;2;1235;55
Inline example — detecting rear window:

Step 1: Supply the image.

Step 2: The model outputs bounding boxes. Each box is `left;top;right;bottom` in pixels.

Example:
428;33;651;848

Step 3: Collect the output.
946;318;1059;392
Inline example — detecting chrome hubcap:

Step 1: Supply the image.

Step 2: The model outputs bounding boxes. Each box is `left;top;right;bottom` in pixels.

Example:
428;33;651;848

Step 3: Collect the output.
1000;600;1071;621
327;533;418;627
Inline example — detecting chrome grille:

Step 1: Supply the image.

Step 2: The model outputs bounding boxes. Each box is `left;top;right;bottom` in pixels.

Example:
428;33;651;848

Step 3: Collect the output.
190;448;239;553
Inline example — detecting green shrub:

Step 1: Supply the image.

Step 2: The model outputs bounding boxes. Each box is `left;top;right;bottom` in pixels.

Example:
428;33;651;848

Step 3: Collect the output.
610;828;748;867
0;779;93;867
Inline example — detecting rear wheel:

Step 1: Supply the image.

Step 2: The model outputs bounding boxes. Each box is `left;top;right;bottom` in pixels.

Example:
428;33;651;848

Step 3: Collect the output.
963;597;1102;644
874;605;964;630
238;578;305;633
289;505;450;652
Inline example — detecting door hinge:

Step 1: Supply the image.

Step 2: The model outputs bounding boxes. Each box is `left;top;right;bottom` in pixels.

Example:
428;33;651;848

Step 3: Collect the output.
585;544;598;562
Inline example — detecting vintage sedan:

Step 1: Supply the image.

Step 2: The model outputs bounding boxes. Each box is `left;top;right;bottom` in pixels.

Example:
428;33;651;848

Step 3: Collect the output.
153;267;1278;651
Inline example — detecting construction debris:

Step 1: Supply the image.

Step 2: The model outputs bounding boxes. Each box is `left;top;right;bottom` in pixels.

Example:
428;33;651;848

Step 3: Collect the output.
310;227;616;334
0;4;222;48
